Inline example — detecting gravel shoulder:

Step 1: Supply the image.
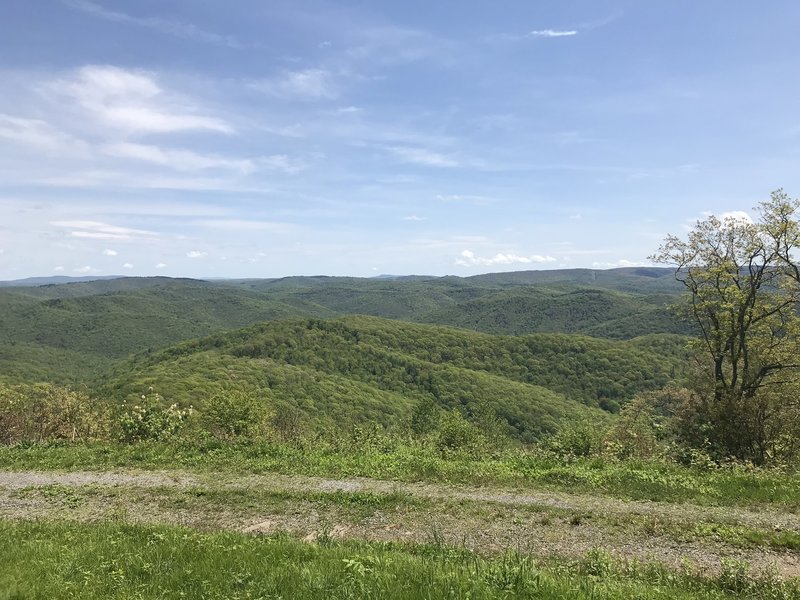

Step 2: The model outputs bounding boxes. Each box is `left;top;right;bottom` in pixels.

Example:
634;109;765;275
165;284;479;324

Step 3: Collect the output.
2;469;799;578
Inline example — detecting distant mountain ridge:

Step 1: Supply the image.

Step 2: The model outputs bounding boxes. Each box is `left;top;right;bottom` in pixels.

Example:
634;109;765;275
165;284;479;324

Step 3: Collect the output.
0;275;124;287
0;267;679;290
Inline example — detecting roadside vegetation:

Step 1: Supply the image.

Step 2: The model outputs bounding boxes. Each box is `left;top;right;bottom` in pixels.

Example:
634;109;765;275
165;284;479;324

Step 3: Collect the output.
2;383;800;509
3;520;799;600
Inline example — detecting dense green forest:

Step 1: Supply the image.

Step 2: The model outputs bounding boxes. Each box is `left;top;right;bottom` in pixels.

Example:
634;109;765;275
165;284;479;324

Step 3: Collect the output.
102;316;687;441
0;268;689;385
0;268;691;441
0;269;687;441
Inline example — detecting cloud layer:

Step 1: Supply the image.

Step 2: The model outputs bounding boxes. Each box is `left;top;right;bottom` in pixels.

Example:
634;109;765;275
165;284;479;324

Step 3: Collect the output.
530;29;578;38
456;250;557;267
51;65;232;134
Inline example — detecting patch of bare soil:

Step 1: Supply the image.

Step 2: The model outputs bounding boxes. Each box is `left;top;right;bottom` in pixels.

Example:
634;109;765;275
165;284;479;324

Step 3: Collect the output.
0;470;199;489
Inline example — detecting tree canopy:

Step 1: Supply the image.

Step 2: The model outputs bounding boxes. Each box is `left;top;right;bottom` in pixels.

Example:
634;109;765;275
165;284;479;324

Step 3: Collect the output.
653;189;800;462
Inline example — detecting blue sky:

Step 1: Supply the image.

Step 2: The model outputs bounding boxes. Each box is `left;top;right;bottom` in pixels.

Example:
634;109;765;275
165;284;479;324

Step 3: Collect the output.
1;0;799;279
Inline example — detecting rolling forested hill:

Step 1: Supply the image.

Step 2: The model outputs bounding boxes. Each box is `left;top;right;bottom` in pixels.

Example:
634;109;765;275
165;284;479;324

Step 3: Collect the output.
0;268;689;388
0;268;692;440
102;316;688;441
0;281;327;384
463;267;684;293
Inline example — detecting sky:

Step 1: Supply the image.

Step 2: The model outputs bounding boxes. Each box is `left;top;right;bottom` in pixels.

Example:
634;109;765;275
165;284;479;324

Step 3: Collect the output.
1;1;799;280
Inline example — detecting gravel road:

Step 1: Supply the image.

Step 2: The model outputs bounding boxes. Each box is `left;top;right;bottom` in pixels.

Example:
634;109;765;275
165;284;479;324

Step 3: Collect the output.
2;469;799;578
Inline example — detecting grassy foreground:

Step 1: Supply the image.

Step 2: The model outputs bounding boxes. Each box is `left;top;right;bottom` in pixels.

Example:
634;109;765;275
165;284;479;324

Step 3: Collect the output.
2;440;800;508
1;519;797;600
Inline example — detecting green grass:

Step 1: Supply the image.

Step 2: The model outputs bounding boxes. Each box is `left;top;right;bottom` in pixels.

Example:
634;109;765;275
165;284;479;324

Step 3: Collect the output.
3;440;800;509
1;519;796;599
688;522;800;552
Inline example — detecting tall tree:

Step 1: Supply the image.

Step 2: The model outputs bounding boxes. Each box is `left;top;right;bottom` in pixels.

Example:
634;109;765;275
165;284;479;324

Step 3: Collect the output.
652;190;800;463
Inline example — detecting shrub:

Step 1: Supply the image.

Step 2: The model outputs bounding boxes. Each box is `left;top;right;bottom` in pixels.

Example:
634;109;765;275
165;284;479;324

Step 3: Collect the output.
117;391;192;443
348;423;398;454
542;420;604;458
0;383;110;444
602;394;661;459
270;402;308;442
203;389;266;440
436;410;486;458
466;399;510;453
409;396;441;436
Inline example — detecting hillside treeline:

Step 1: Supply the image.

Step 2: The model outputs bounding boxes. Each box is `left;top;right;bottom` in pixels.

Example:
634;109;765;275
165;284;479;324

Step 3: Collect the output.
100;317;687;442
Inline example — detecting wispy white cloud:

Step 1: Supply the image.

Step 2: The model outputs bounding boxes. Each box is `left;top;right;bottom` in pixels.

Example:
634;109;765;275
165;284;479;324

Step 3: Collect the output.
50;65;232;134
73;265;95;273
64;0;247;48
186;250;207;258
102;248;117;256
335;106;362;114
435;194;496;205
87;201;232;219
122;263;133;269
345;27;455;66
592;259;646;268
455;249;556;267
402;215;426;221
491;12;621;44
258;155;307;174
388;146;459;168
50;220;158;241
252;69;338;100
553;131;598;146
40;170;275;192
101;142;304;174
0;114;90;156
53;266;64;272
155;262;167;269
530;29;578;38
191;219;297;233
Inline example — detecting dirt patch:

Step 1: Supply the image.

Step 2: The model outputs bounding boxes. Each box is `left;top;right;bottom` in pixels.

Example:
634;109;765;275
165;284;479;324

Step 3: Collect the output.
0;470;199;490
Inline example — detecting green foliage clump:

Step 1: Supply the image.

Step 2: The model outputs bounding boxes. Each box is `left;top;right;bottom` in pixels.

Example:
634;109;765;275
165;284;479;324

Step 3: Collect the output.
202;389;268;440
410;396;442;436
435;410;488;458
117;391;192;443
0;383;110;444
541;387;719;463
603;394;663;459
542;420;606;458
